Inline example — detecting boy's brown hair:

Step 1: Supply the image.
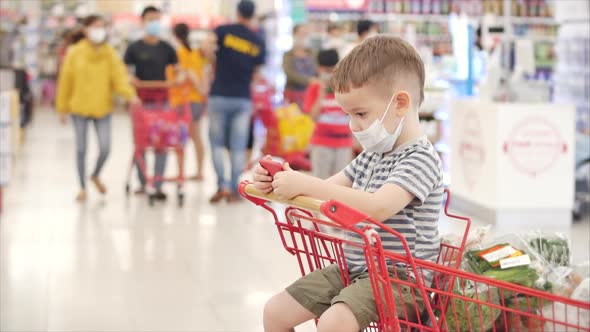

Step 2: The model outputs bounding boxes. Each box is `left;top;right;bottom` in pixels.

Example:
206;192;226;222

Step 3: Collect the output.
332;35;425;106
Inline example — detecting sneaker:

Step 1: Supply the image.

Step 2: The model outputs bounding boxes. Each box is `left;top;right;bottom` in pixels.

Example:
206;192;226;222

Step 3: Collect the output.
209;189;230;204
153;191;167;201
135;187;146;195
91;176;107;194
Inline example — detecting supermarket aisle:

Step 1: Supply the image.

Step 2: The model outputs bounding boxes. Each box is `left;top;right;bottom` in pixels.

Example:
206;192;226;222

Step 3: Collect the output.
1;110;589;332
0;110;316;332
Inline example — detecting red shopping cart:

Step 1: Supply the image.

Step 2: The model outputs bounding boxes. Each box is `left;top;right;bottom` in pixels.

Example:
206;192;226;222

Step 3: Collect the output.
239;182;590;332
125;89;191;206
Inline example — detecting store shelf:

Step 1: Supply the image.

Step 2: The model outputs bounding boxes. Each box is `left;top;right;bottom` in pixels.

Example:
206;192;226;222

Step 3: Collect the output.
510;16;559;25
511;35;557;42
368;13;450;23
307;11;364;20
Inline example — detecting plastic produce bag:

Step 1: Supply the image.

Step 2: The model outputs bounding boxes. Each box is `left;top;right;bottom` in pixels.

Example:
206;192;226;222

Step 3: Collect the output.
444;279;501;332
442;225;491;250
526;231;571;267
542;278;590;331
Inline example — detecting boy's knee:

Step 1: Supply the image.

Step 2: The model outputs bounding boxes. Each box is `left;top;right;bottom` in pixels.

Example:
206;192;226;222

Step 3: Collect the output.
263;294;287;328
317;303;360;332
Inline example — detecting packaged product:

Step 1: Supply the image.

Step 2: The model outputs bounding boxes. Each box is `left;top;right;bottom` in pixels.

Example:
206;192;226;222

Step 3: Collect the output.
526;231;571;267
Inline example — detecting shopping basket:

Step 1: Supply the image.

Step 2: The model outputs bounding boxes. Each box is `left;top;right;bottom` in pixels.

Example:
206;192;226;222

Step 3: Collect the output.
239;182;590;332
125;89;191;206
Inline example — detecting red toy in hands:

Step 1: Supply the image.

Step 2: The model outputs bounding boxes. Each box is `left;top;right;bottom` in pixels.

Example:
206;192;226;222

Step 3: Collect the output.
259;159;284;177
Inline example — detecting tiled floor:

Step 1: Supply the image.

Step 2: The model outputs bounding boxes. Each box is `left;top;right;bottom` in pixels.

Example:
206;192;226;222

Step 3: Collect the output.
1;110;588;332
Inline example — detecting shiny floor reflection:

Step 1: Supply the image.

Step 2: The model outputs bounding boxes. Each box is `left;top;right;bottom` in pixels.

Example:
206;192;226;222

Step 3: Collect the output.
1;111;588;332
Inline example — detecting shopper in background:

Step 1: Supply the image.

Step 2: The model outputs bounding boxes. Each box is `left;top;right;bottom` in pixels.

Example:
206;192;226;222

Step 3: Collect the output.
124;6;179;200
282;23;317;108
169;23;209;181
56;15;138;202
208;0;266;203
302;49;352;180
323;23;347;59
341;19;378;57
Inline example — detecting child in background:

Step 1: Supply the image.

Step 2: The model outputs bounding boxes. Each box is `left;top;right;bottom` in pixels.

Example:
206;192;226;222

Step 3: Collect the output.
303;49;353;179
254;36;443;332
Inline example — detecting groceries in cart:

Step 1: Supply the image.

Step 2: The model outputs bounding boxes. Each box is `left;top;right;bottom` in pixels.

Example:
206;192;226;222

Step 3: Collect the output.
147;117;189;148
252;80;313;171
447;232;590;331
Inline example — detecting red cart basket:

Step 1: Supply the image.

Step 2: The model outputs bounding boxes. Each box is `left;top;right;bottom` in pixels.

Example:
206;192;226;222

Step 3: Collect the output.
125;89;191;206
239;182;590;332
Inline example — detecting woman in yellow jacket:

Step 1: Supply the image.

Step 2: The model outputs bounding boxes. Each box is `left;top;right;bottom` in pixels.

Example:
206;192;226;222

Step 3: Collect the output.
169;23;210;181
57;15;139;201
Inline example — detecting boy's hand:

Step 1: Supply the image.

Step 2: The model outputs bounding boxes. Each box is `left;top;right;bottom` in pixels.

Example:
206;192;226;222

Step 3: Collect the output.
272;163;308;200
252;155;274;194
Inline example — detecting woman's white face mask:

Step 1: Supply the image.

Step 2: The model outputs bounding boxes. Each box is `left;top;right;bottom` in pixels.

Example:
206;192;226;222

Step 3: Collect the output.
88;27;106;44
350;92;404;153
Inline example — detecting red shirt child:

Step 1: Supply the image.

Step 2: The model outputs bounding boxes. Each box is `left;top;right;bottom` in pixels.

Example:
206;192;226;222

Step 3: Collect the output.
302;49;353;179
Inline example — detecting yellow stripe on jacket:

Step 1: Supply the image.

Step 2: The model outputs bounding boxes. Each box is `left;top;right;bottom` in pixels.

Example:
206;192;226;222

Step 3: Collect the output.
56;39;136;118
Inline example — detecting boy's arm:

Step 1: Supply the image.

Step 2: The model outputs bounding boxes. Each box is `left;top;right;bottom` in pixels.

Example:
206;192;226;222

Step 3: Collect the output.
273;164;413;222
298;174;414;222
325;171;353;187
274;149;439;221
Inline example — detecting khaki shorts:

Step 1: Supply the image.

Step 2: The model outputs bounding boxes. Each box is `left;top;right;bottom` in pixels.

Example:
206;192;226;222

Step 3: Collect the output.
286;264;425;330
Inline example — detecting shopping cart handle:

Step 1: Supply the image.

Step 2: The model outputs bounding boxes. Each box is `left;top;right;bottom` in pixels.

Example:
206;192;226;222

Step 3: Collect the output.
239;182;324;212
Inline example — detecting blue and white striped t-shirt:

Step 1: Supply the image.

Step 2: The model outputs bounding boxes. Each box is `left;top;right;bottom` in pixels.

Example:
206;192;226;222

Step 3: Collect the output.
342;136;444;276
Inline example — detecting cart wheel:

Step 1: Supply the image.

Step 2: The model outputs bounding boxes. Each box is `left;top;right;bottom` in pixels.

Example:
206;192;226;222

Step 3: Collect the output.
125;184;130;195
178;193;184;207
148;195;155;206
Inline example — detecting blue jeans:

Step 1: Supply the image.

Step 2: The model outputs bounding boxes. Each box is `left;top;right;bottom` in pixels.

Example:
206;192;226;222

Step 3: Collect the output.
72;114;111;189
208;96;252;193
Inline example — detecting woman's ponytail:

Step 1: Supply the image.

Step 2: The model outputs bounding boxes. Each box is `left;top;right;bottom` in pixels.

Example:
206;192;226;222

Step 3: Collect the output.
173;23;191;51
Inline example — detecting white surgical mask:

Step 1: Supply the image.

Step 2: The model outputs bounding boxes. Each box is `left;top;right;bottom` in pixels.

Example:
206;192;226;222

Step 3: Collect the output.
319;72;332;81
366;30;378;39
350;93;404;153
88;27;106;44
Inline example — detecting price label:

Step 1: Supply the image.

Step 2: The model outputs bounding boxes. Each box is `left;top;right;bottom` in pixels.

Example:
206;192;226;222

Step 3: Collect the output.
500;255;531;269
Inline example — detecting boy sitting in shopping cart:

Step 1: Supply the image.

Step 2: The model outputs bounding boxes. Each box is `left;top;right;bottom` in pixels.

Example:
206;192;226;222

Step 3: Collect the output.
253;35;444;332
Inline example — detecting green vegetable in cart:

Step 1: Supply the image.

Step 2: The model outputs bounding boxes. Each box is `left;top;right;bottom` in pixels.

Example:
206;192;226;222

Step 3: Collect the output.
528;233;571;267
482;266;541;289
464;245;552;292
444;280;502;332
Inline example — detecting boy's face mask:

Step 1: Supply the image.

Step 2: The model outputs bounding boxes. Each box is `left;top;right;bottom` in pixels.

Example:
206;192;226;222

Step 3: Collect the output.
350;92;404;153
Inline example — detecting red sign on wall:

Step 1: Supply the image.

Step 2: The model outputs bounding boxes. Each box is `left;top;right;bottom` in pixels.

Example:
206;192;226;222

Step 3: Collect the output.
305;0;368;11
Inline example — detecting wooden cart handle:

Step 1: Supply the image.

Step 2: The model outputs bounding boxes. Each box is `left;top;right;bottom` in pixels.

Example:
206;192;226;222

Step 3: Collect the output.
242;183;324;212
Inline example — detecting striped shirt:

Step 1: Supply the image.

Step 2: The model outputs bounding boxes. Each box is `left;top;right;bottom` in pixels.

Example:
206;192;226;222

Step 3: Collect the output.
342;136;444;280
